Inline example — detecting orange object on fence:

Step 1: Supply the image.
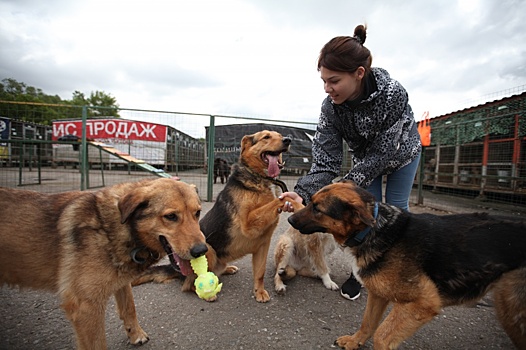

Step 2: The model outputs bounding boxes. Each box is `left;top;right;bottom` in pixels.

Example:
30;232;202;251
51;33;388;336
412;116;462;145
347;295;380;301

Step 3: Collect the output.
418;111;431;146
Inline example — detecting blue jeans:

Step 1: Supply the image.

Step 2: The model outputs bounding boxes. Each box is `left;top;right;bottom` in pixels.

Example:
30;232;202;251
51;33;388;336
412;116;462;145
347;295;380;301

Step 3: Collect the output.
366;153;421;211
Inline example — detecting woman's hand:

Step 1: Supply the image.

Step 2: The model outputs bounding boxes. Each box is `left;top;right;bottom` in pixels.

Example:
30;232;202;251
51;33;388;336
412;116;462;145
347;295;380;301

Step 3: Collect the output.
278;191;303;213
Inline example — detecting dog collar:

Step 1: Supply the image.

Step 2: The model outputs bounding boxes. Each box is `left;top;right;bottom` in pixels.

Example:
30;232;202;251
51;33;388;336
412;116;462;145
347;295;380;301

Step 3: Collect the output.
241;164;289;193
345;202;379;247
130;247;160;264
268;178;289;193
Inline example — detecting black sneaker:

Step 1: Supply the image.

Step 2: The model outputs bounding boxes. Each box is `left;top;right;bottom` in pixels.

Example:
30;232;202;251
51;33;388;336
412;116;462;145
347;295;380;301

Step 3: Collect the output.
340;274;361;300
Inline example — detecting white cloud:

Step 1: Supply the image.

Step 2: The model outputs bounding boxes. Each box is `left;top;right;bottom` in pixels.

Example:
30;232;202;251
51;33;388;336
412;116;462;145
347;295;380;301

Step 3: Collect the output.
1;0;525;136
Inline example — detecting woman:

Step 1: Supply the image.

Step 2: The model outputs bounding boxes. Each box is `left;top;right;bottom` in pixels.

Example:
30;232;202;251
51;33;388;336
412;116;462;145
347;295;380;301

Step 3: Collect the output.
281;24;422;301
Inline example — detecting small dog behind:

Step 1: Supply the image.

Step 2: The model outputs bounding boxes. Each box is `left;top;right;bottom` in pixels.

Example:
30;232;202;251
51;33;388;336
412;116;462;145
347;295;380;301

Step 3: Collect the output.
0;178;207;350
214;157;230;184
288;180;526;350
273;226;339;293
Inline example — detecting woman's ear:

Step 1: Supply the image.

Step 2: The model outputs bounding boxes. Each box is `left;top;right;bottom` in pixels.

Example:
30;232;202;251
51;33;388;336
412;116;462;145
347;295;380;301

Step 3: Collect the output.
356;66;365;80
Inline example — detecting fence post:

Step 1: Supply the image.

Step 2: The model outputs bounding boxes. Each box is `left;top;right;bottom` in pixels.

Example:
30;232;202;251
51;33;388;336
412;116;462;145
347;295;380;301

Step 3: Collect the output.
206;115;215;202
80;106;88;190
417;147;425;205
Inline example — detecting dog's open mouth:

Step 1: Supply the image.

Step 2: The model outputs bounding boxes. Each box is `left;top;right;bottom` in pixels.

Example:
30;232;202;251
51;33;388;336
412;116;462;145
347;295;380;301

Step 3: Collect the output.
262;149;286;178
159;235;192;276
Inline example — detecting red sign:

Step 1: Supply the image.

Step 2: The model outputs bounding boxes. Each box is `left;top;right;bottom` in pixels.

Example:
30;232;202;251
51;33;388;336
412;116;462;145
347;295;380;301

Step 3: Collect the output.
52;119;167;142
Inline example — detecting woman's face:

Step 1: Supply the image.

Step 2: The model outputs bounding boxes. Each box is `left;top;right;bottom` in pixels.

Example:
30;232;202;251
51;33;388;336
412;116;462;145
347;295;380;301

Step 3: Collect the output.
320;66;365;105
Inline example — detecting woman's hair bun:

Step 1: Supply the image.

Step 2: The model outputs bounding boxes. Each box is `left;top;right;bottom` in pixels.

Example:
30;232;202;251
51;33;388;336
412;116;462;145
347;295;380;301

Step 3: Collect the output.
353;24;367;45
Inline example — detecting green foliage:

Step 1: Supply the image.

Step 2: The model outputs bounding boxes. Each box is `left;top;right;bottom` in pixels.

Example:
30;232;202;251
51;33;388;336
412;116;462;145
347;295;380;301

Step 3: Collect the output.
0;78;120;125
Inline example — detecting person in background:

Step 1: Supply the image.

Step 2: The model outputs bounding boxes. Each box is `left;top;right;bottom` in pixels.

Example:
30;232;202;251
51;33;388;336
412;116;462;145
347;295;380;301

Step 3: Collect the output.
281;24;422;301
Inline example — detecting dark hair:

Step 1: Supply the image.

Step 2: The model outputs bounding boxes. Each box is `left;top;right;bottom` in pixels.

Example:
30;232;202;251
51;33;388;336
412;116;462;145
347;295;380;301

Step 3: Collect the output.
317;24;372;74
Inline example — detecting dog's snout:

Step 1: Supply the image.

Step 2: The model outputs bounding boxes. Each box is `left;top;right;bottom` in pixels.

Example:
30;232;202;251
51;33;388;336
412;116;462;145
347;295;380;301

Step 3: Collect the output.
282;137;292;146
190;243;208;258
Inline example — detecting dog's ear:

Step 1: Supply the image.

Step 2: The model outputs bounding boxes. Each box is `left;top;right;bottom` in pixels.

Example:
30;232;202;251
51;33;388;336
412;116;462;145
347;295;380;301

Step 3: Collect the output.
118;191;148;224
240;133;256;152
189;183;199;195
335;183;375;228
355;203;376;227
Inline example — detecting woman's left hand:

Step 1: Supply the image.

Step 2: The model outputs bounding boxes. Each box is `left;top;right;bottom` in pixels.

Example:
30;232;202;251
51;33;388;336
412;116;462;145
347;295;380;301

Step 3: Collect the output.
278;191;303;213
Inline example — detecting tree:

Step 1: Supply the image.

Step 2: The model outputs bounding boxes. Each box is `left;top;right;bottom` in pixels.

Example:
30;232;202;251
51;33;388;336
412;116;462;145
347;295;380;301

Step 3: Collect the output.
66;90;120;118
0;78;121;124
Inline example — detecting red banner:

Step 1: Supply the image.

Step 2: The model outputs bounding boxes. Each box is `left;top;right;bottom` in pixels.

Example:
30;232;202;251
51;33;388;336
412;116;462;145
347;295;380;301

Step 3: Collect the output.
52;119;167;142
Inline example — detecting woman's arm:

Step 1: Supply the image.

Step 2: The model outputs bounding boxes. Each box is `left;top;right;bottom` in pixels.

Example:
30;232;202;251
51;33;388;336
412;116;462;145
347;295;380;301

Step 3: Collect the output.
294;98;343;204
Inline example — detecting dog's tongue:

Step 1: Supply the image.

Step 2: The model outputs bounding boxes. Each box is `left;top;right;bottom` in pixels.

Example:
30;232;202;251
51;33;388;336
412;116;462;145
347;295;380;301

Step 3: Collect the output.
266;154;280;178
173;254;192;276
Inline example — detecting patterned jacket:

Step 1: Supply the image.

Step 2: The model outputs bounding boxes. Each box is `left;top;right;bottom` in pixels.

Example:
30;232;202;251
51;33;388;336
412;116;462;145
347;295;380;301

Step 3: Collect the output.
295;67;422;204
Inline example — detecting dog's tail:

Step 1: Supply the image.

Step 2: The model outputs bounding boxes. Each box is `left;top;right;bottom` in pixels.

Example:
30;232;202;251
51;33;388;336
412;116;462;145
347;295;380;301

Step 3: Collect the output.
131;264;182;286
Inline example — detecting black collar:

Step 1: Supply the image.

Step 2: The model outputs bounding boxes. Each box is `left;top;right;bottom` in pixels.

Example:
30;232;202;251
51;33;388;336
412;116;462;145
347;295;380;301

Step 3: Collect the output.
130;247;160;264
239;163;289;193
344;202;379;247
269;178;288;193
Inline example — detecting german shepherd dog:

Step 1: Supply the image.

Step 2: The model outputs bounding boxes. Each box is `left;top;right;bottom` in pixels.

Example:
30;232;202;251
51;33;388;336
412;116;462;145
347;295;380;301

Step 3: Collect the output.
134;130;295;302
0;178;208;350
273;226;339;294
287;180;526;350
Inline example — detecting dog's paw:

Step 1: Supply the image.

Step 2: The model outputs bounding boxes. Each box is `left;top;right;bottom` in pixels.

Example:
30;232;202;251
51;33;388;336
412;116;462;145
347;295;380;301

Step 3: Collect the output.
128;327;149;345
274;279;287;294
335;335;361;350
275;286;287;294
324;280;339;291
320;274;339;291
254;289;270;303
224;265;239;274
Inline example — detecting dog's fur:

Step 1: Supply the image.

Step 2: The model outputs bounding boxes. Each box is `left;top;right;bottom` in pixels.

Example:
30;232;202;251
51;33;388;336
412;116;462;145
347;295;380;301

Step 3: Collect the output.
273;226;339;293
134;130;295;302
0;178;208;350
288;180;526;350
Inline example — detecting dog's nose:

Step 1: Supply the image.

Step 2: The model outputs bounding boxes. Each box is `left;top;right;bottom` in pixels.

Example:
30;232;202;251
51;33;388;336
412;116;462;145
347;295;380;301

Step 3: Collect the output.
190;243;208;258
283;137;291;145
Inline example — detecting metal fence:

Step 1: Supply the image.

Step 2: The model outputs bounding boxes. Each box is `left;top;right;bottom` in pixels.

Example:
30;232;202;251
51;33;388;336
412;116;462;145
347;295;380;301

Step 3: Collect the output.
0;101;328;201
2;100;526;207
416;92;526;205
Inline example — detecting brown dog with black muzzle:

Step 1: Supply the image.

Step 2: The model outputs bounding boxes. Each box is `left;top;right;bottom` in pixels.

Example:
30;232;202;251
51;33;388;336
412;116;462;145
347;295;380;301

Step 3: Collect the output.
288;180;526;350
0;178;207;350
134;130;297;302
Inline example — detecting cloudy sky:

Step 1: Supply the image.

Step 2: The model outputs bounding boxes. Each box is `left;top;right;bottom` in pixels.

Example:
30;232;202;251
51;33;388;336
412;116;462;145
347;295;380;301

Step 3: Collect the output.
1;0;525;134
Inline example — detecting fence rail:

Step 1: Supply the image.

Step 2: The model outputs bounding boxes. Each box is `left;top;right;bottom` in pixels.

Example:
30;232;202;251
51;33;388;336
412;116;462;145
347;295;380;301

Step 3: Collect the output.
2;100;526;206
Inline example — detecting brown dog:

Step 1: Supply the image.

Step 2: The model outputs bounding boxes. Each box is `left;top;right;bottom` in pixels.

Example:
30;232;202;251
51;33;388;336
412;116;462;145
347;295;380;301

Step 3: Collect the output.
0;178;208;350
288;180;526;350
134;130;296;302
273;226;339;294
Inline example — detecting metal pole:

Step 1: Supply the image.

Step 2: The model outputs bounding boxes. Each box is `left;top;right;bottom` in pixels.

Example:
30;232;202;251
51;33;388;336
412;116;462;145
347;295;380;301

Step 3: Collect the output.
417;147;425;205
175;135;179;176
80;106;88;190
206;115;215;202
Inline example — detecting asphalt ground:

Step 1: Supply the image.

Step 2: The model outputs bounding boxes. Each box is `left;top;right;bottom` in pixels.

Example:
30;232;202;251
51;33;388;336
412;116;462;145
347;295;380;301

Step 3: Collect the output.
0;193;519;350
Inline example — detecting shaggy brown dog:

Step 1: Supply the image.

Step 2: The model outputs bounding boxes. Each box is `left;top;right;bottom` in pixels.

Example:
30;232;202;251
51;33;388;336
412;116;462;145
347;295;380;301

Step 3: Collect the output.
288;180;526;350
0;178;207;350
273;226;339;293
134;130;296;302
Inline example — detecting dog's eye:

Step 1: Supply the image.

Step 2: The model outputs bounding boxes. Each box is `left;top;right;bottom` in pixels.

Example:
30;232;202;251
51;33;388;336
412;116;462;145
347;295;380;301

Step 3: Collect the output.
196;210;201;219
263;135;270;139
164;213;178;221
